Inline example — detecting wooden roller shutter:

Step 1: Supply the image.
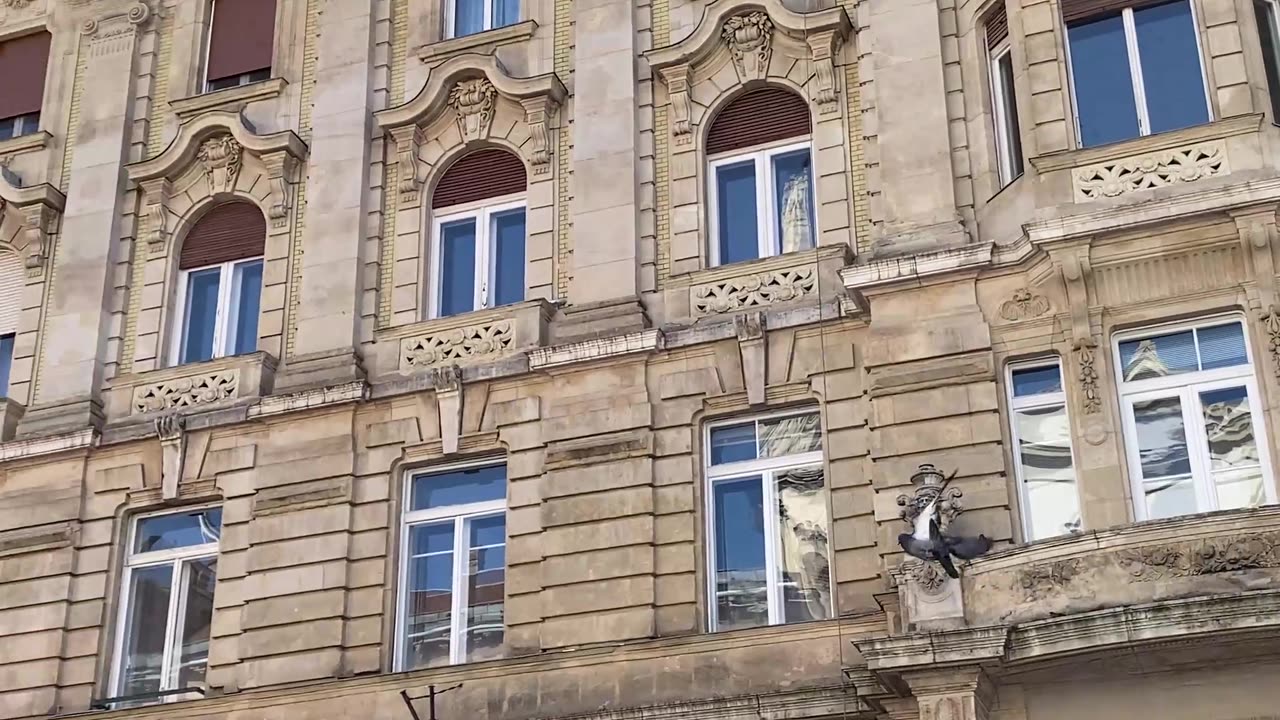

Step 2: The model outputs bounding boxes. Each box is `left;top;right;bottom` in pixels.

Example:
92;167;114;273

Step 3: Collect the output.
207;0;277;82
1061;0;1181;24
706;87;811;156
986;2;1009;50
0;253;21;337
180;202;266;270
0;32;51;119
432;149;527;209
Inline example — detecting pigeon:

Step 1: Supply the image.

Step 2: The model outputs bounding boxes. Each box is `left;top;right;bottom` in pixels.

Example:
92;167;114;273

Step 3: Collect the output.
897;475;993;579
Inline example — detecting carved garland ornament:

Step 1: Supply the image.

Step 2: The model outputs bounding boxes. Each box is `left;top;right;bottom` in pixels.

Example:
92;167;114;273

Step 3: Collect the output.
197;134;244;194
1074;142;1228;200
1018;557;1083;601
692;268;817;317
449;78;497;143
400;322;514;369
1117;531;1280;580
1075;343;1102;414
3;0;33;9
722;12;774;81
999;288;1050;321
1264;310;1280;381
132;370;241;414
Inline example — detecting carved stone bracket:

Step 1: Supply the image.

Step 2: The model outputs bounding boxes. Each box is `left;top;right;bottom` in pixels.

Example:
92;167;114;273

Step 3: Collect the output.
139;178;172;256
520;96;557;173
0;179;65;281
723;12;774;81
660;65;694;144
388;126;425;204
1232;207;1280;334
735;311;766;406
197;133;243;194
805;30;842;113
431;365;464;455
155;413;185;501
449;78;497;142
260;151;298;228
400;321;514;370
1056;247;1093;347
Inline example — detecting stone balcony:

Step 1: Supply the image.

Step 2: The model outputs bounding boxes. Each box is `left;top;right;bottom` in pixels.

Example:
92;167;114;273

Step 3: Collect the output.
103;351;278;423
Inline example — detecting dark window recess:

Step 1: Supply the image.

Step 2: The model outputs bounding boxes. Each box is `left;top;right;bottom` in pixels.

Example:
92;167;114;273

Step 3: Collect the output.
432;149;527;209
706;87;811;156
1255;0;1280;120
180;202;267;269
986;1;1009;49
206;0;276;86
0;32;51;129
206;68;273;93
1060;0;1178;23
0;334;13;399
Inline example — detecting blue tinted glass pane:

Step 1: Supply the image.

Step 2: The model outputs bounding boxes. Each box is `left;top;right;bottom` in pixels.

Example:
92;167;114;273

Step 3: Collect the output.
133;508;222;553
710;422;757;465
713;477;768;631
0;334;13;397
1135;1;1209;134
493;0;519;27
411;465;506;510
773;150;814;254
492;209;526;307
410;521;455;556
1119;330;1198;381
181;268;222;364
1012;365;1063;397
1068;14;1141;147
1198;322;1248;370
454;0;484;35
469;514;506;548
716;161;759;265
440;219;476;317
231;261;262;355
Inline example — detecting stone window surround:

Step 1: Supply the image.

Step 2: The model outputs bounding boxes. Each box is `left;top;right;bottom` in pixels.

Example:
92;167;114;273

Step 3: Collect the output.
0;175;63;409
123;111;307;377
646;0;854;279
375;53;566;328
164;0;307;104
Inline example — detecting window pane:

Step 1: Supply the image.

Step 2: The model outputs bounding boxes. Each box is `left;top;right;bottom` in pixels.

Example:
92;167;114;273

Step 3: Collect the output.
712;477;768;631
996;52;1025;182
759;413;822;458
133;509;222;554
1135;0;1209;134
1016;406;1081;539
1011;365;1062;397
0;117;14;141
175;557;217;691
1201;386;1267;510
1119;330;1197;381
1256;0;1280;119
464;515;505;663
493;0;519;27
1132;395;1196;519
453;0;484;35
1068;14;1141;147
181;268;222;364
229;260;262;355
0;334;13;398
411;465;506;511
772;149;814;255
440;218;477;317
492;209;526;307
776;467;831;623
715;160;759;265
1197;322;1248;370
709;422;757;465
120;565;173;696
405;522;455;669
1015;404;1070;446
1144;474;1197;519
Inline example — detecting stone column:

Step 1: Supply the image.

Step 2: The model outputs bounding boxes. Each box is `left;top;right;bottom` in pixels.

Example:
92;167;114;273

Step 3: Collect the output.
904;667;995;720
277;0;377;390
868;0;966;254
20;2;152;437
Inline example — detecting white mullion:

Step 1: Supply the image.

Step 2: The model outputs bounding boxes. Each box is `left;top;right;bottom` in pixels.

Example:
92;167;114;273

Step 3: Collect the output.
755;152;772;259
1122;8;1151;136
202;0;218;92
445;0;456;38
705;478;721;631
762;470;782;625
159;560;182;693
171;270;190;367
481;208;495;310
211;262;234;358
110;564;135;696
483;0;493;31
449;515;468;664
1183;384;1218;511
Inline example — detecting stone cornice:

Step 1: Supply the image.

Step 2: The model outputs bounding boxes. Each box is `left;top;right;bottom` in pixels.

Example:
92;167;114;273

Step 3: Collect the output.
0;173;65;211
0;427;97;463
645;0;850;71
168;78;289;123
417;20;538;63
841;243;994;292
125;110;308;184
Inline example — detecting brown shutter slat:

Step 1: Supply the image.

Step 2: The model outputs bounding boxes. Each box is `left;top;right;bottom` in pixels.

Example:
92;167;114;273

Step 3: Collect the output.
706;87;811;156
432;149;527;209
180;202;266;269
207;0;277;82
986;2;1009;50
1062;0;1181;24
0;32;50;119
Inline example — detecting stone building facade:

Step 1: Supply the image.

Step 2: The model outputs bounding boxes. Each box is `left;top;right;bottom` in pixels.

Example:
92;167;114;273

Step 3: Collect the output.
0;0;1278;718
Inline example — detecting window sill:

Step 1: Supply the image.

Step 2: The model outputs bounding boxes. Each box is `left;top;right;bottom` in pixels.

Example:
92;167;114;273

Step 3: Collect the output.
105;351;278;421
1030;114;1262;174
663;245;850;323
417;20;538;64
375;299;554;375
169;78;289;124
0;130;49;159
0;398;25;442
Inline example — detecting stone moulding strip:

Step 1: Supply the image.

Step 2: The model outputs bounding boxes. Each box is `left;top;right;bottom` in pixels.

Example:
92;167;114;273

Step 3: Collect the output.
0;521;76;557
0;427;97;463
249;380;368;418
529;329;665;369
253;477;352;516
840;243;993;291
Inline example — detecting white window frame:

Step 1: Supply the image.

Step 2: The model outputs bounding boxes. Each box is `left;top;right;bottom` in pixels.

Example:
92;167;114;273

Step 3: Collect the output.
444;0;518;39
988;40;1022;187
108;507;221;703
394;458;507;671
1005;358;1082;541
428;196;526;319
0;112;40;140
706;139;814;268
1063;0;1214;144
1254;0;1280;118
702;409;827;631
1113;315;1278;521
168;257;263;367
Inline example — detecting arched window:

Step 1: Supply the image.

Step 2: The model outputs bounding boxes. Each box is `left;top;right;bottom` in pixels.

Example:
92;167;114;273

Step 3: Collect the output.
0;252;21;396
706;87;814;267
171;202;265;366
430;148;527;318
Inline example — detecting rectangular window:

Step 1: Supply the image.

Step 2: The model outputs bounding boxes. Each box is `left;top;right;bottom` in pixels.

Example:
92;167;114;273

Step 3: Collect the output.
1065;0;1210;147
174;258;263;365
204;0;276;93
704;411;831;631
988;42;1024;187
0;333;13;398
112;508;221;705
1115;318;1277;520
708;142;815;267
431;202;526;318
446;0;520;38
1007;361;1082;540
398;462;507;670
0;32;51;140
1255;0;1280;120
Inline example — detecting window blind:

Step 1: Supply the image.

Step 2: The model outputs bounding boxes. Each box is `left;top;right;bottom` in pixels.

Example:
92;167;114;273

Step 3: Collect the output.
206;0;277;83
180;202;267;269
986;1;1009;50
431;149;527;209
706;87;811;156
0;252;22;337
0;32;50;119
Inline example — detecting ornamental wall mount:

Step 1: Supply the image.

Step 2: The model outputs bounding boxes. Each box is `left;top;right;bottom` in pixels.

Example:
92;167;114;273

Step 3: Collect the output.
897;463;964;527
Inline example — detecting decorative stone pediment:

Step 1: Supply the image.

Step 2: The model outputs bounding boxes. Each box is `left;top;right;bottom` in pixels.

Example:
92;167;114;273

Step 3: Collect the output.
0;174;64;281
375;53;567;199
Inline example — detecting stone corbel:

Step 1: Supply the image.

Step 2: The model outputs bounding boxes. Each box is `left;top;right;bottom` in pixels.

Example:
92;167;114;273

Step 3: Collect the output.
260;151;297;228
659;65;694;144
155;413;186;501
390;126;425;204
735;312;767;406
431;364;464;455
1054;245;1102;414
139;178;172;256
18;202;57;279
520;97;556;173
805;30;842;113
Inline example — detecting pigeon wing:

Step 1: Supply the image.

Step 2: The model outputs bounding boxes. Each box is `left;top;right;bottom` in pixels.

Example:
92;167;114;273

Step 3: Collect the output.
948;534;993;560
899;533;932;561
937;553;960;579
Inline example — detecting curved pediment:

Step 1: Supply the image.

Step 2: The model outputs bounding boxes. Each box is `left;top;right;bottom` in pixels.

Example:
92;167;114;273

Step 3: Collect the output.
126;111;308;184
646;0;850;72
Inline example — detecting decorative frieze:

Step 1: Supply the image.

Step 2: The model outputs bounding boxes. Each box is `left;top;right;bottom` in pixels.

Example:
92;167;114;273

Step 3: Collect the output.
400;321;514;370
449;78;497;142
131;370;241;414
998;288;1049;321
692;267;816;317
722;12;773;81
1018;557;1083;601
1073;141;1228;201
197;133;244;194
1117;531;1280;580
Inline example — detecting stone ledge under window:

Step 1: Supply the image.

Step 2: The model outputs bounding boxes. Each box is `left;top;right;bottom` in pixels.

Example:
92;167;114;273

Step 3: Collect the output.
374;298;553;375
0;399;25;442
663;244;850;324
0;130;49;159
104;351;278;421
168;78;288;123
417;20;538;64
